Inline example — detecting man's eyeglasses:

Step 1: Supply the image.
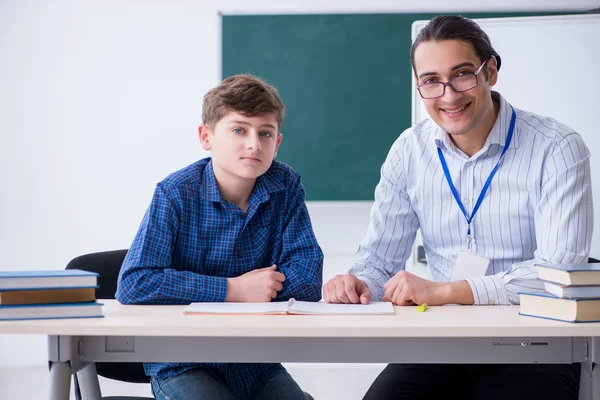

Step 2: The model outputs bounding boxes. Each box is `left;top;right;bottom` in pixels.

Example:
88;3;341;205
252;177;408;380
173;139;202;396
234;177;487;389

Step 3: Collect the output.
417;59;489;99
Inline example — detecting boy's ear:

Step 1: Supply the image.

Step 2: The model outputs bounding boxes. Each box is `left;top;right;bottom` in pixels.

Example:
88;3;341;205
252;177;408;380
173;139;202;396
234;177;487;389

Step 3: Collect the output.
198;124;212;151
274;132;283;157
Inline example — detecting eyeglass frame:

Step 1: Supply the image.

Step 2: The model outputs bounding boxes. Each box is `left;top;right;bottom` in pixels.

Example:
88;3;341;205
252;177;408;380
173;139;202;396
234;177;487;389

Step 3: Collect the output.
416;58;490;99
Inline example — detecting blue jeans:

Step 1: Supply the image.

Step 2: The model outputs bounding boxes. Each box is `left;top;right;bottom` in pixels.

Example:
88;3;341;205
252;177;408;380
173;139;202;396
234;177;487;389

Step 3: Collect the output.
151;365;308;400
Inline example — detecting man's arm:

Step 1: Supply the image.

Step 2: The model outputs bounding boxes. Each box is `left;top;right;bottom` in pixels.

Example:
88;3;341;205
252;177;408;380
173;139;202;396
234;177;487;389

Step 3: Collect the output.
116;184;228;305
273;175;323;302
348;139;420;301
465;133;593;305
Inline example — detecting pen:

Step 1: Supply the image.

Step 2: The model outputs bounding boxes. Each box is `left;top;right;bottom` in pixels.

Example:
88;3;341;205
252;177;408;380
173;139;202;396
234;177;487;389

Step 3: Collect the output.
417;303;428;312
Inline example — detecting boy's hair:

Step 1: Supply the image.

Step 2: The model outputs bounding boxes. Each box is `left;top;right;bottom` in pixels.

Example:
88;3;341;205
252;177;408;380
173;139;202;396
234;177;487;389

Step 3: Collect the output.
410;15;502;79
202;74;285;130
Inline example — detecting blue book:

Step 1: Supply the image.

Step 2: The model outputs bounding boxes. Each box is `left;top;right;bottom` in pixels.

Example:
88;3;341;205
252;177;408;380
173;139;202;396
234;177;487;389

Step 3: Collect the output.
0;270;98;290
519;292;600;323
534;263;600;286
0;301;103;321
542;281;600;299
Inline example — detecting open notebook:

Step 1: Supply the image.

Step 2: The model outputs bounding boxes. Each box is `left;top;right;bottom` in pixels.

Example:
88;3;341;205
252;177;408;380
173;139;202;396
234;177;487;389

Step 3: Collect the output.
182;298;395;315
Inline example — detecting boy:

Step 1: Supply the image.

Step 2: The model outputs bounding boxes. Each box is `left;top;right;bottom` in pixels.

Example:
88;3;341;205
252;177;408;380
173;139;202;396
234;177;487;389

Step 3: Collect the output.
116;74;323;400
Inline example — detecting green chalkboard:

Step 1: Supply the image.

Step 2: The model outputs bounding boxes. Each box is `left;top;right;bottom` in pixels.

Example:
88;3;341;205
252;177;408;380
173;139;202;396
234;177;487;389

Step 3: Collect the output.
222;12;571;200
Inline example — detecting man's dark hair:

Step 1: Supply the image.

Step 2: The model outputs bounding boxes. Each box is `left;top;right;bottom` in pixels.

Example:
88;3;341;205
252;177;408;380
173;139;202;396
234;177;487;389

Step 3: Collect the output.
410;15;502;79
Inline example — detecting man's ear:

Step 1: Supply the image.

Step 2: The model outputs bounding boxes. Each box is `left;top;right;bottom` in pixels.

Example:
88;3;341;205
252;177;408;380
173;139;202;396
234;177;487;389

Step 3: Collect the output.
487;56;499;86
199;124;212;151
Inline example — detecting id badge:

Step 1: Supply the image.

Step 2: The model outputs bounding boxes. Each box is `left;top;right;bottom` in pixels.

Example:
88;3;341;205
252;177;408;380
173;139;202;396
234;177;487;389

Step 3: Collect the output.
451;250;490;280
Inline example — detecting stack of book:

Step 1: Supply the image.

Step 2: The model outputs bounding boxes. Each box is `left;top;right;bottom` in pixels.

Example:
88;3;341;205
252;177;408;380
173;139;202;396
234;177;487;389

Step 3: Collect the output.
519;262;600;323
0;270;103;320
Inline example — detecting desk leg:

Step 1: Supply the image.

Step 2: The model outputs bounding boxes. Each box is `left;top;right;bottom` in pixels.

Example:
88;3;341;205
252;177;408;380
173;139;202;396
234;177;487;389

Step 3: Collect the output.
580;363;592;400
593;364;600;400
48;362;71;400
76;362;103;400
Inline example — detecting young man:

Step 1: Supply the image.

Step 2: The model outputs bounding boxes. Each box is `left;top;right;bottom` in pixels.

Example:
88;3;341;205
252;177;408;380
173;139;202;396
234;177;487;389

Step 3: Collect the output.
116;74;322;400
323;15;591;399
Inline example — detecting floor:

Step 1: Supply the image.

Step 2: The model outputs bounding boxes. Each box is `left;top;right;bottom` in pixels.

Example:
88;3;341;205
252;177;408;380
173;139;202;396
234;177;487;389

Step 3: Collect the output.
0;363;386;399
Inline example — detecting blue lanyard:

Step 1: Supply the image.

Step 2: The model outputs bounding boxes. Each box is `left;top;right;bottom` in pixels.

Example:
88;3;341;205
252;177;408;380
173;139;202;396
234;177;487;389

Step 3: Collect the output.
437;106;516;249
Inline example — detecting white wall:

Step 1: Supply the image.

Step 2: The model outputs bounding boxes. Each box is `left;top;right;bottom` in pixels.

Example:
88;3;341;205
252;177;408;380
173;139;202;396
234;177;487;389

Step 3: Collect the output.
0;0;597;374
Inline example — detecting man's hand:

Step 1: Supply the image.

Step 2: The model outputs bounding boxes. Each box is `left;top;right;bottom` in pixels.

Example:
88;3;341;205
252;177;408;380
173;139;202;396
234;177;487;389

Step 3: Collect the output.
226;265;285;302
383;270;474;306
323;274;371;304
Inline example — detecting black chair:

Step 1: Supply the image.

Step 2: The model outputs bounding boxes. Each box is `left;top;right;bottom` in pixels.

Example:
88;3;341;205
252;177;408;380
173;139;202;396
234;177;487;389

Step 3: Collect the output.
66;249;151;400
589;257;600;263
66;250;315;400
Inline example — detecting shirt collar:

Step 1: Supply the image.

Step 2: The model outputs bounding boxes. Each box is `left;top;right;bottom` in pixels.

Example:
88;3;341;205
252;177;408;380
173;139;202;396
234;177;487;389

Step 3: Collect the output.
433;92;519;153
201;160;222;202
250;164;286;204
201;159;286;204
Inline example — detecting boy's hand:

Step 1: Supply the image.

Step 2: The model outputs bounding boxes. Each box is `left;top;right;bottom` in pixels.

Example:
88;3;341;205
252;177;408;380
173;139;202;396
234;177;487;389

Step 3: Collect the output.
323;273;371;304
226;265;286;302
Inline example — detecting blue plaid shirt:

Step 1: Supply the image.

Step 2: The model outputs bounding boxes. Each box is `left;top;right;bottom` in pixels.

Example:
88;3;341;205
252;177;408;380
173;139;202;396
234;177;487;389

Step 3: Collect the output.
116;158;323;399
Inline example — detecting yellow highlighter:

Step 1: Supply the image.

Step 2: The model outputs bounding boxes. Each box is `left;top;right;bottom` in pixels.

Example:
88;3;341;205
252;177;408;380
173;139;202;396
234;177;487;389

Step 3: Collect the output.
417;303;428;312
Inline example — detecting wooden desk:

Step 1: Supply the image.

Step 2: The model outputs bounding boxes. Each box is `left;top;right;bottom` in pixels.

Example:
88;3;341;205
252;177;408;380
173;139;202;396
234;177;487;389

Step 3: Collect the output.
1;300;599;400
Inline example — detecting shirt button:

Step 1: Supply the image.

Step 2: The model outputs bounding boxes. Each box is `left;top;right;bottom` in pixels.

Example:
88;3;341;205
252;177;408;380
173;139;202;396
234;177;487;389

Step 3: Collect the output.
488;300;494;305
464;199;470;206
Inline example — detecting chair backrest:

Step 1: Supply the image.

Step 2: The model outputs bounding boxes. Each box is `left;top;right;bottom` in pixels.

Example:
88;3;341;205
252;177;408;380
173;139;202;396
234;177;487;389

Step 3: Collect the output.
66;249;128;299
66;250;150;384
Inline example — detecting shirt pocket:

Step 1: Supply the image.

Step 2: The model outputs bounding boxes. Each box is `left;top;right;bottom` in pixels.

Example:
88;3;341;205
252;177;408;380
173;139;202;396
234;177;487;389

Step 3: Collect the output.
246;208;278;268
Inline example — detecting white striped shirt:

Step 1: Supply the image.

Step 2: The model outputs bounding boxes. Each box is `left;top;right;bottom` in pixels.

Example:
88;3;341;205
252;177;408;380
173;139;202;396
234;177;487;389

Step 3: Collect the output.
349;92;593;305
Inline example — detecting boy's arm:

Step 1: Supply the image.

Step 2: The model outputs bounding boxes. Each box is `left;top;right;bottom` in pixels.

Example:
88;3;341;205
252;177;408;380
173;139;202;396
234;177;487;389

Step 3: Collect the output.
115;184;228;305
274;176;323;302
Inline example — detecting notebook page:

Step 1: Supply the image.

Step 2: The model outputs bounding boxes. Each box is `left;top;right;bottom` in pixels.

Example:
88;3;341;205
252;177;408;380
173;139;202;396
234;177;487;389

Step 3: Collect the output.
182;301;289;315
288;301;395;315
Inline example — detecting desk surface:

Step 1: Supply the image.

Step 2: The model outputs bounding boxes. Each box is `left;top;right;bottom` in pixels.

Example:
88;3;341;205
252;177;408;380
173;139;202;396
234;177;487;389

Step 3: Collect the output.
1;300;599;337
